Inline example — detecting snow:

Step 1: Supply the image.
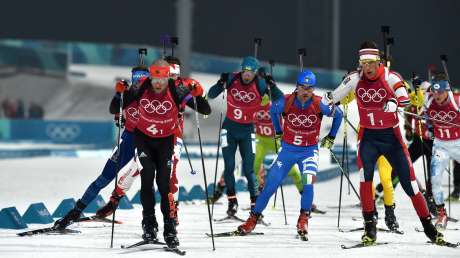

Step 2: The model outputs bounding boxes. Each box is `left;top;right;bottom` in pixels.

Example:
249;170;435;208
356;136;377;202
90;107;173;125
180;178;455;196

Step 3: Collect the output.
0;154;459;257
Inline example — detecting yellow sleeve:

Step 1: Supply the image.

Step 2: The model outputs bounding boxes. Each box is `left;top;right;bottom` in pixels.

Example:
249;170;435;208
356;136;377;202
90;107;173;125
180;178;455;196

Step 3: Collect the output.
340;91;355;105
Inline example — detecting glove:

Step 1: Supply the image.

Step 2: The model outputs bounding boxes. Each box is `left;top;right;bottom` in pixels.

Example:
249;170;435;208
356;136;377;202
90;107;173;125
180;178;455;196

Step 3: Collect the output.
323;91;334;105
114;113;125;128
274;131;283;141
320;135;335;149
383;98;397;112
412;77;423;90
183;78;204;97
217;73;229;86
404;124;413;142
115;80;129;93
265;75;276;86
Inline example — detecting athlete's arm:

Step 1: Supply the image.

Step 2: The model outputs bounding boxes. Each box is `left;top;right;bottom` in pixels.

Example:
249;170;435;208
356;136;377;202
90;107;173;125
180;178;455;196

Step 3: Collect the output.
319;101;343;137
207;73;232;99
329;72;360;104
270;97;285;133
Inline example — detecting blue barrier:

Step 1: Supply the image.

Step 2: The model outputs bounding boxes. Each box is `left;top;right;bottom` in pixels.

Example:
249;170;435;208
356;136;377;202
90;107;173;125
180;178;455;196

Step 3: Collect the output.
0;207;28;229
83;195;106;213
178;186;190;202
130;190;160;204
118;196;134;209
206;183;215;197
52;198;83;218
188;185;206;200
5;119;114;147
22;202;54;224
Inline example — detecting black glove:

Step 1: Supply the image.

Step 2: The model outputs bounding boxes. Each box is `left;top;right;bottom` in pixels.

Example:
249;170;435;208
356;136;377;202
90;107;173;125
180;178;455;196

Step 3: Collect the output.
412;77;423;90
404;124;413;142
114;114;125;128
218;73;229;86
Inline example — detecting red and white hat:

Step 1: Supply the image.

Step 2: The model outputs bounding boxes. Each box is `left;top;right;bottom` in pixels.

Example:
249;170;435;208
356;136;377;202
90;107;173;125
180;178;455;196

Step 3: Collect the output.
359;48;380;62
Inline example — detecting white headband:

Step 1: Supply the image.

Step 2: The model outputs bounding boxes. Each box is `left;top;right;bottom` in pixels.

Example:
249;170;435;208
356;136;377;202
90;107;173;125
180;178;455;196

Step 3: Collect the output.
359;48;380;61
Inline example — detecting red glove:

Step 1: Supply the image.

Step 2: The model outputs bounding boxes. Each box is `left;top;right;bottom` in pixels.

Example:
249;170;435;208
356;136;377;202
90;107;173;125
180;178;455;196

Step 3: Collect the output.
115;80;128;93
184;78;204;97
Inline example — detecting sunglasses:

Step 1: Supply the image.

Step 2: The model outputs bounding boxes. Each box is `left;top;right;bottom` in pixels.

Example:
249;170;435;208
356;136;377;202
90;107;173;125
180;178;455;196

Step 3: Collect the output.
151;77;168;84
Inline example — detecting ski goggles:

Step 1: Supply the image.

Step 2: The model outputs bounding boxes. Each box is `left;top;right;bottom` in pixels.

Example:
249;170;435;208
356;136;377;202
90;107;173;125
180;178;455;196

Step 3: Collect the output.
131;70;150;85
151;77;169;84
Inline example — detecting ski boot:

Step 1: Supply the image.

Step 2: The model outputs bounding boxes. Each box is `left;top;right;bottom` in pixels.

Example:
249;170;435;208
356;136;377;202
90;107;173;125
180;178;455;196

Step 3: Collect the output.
435;204;447;230
208;181;225;204
237;212;260;235
53;200;86;230
96;194;121;218
421;216;444;244
446;187;460;202
361;213;377;246
384;204;399;231
423;191;437;216
297;210;309;240
141;214;159;241
226;197;238;216
164;218;179;248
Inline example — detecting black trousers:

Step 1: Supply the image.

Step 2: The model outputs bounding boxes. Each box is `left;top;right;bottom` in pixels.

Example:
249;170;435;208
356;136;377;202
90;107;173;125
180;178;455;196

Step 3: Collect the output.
134;129;174;221
454;161;460;189
408;137;433;193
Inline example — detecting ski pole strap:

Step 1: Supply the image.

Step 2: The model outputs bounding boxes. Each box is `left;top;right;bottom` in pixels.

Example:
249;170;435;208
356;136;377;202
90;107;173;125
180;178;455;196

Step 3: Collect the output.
399;109;460;128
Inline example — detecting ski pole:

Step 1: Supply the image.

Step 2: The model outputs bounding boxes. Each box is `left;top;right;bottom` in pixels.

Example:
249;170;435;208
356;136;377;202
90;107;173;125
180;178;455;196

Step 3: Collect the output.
398;109;460;128
110;89;124;248
266;59;287;225
192;95;215;250
211;84;225;217
329;150;360;201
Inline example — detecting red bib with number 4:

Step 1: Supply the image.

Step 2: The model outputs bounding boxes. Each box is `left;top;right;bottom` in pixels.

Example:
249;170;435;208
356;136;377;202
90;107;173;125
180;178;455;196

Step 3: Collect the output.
427;94;460;141
226;75;262;124
136;89;179;138
283;94;322;146
123;101;139;132
254;104;275;137
355;76;398;129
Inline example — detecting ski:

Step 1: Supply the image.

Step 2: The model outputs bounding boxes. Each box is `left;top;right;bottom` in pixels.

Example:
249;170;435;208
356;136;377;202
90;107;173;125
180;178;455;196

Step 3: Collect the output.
311;207;327;214
17;227;81;237
415;227;459;233
328;203;360;209
75;215;122;224
206;231;264;237
341;242;389;249
426;240;459;248
448;217;459;223
121;239;166;249
339;227;403;234
163;246;186;256
213;215;246;223
257;218;271;227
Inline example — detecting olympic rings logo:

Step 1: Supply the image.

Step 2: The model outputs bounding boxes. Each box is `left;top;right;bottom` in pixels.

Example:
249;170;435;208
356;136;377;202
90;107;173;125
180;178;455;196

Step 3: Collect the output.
256;110;271;120
126;107;139;119
287;113;317;127
429;110;457;122
46;124;81;141
357;88;387;103
230;88;256;103
139;99;172;114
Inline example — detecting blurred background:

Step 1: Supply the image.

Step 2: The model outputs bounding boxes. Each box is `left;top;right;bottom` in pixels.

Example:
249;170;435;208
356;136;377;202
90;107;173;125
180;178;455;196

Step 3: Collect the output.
0;0;458;153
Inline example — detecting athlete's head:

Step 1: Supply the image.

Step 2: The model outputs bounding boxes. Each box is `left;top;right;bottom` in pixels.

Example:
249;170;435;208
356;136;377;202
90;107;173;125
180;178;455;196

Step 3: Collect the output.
431;73;450;105
131;65;149;90
241;56;259;84
296;70;316;101
149;59;170;93
359;41;381;79
164;55;181;80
